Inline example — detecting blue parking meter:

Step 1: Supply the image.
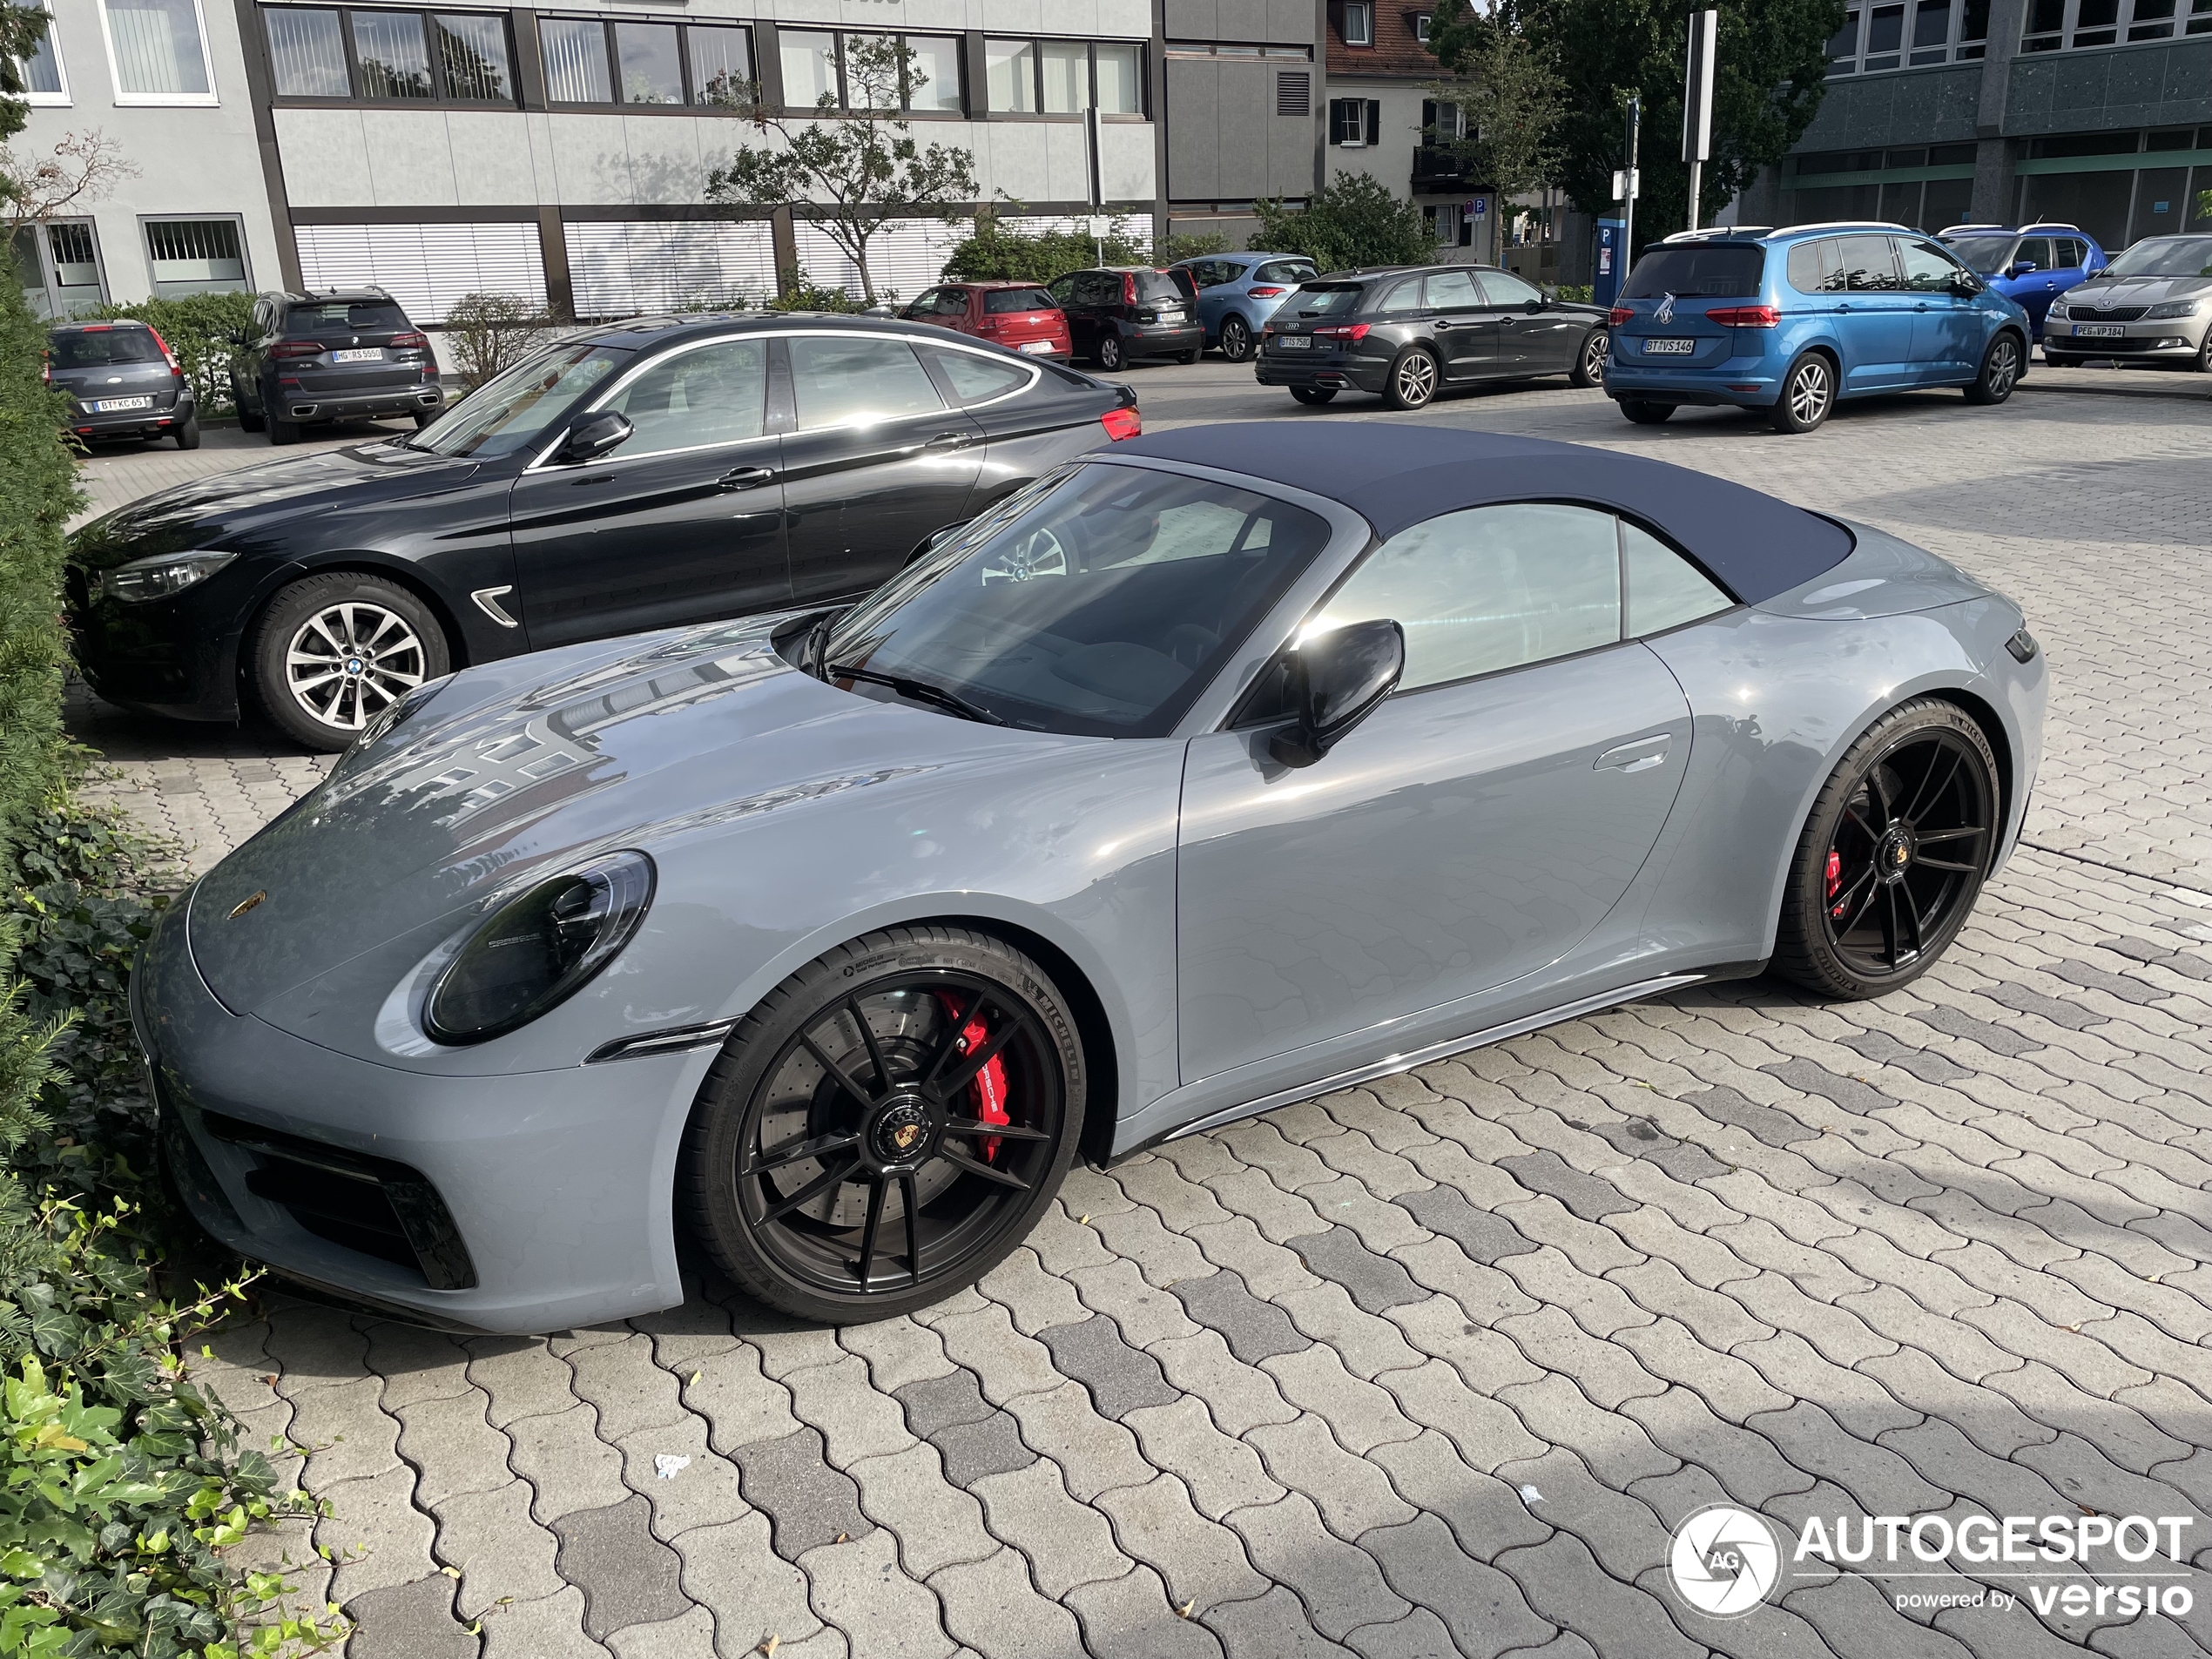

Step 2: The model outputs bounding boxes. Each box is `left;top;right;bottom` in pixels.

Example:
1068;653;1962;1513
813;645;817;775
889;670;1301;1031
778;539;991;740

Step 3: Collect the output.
1595;219;1626;309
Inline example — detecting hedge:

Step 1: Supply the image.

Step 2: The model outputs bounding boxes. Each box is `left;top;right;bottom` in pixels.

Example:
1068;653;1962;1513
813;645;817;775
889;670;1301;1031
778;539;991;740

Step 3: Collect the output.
84;293;257;419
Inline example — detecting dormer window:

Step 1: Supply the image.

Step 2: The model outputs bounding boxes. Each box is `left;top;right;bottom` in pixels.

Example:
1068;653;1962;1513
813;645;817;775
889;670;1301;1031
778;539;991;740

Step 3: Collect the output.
1344;3;1375;44
1415;12;1433;39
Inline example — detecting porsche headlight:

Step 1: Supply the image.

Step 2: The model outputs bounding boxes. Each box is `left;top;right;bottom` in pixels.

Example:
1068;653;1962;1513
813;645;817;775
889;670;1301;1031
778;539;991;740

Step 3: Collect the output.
101;549;236;604
425;851;655;1044
2144;299;2204;320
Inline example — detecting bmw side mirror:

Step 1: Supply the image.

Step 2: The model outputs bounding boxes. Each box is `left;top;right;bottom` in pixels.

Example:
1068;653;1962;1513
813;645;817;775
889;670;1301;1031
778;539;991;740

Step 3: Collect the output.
558;410;632;464
1269;618;1406;769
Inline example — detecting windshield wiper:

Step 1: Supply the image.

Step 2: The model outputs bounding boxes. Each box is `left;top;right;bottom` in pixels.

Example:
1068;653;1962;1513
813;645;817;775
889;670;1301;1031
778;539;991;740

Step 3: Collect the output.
824;662;1008;726
799;613;837;681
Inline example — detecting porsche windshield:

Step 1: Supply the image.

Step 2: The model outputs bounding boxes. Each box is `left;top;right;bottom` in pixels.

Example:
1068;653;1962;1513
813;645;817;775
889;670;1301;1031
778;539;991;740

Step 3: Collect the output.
819;465;1334;738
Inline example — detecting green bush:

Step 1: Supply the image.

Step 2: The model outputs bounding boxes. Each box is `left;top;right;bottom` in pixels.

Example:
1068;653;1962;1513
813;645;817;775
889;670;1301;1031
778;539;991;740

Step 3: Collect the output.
435;292;550;390
768;266;868;314
84;294;257;420
940;226;1151;284
1251;173;1433;273
1555;282;1595;303
3;256;342;1656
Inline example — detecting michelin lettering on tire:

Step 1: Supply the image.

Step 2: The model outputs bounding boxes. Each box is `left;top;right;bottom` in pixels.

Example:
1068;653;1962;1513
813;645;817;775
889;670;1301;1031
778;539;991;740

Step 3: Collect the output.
1670;1505;1782;1618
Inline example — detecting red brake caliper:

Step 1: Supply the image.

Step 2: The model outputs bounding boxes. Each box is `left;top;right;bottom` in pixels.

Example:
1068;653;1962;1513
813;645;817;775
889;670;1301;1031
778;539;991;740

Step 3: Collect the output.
938;995;1009;1161
1825;849;1845;918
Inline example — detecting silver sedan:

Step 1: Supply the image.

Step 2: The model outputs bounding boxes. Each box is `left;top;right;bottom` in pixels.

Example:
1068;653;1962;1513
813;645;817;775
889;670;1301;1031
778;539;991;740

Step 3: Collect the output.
139;424;2047;1332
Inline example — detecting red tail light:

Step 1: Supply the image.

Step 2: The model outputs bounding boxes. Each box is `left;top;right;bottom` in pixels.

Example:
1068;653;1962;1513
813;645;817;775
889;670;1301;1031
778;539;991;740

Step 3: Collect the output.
1248;286;1285;297
1314;323;1371;342
1707;305;1781;328
148;326;183;377
1122;273;1138;306
271;340;321;359
1608;306;1635;326
1100;406;1141;441
389;331;428;349
41;354;51;386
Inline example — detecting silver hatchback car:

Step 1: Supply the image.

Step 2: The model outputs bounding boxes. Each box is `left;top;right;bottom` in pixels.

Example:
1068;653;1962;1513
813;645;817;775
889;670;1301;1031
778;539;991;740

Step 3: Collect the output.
2042;233;2212;371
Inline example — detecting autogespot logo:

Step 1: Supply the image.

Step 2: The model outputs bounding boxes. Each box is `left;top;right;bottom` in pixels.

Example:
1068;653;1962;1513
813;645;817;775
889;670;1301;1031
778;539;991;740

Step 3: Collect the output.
1670;1506;1783;1617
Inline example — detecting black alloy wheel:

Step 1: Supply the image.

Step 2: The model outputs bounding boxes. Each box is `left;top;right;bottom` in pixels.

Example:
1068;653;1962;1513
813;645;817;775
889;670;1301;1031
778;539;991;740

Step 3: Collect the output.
1572;328;1608;388
686;927;1084;1322
1966;333;2022;404
1096;334;1127;372
1289;387;1338;405
1774;699;1999;999
1219;315;1253;362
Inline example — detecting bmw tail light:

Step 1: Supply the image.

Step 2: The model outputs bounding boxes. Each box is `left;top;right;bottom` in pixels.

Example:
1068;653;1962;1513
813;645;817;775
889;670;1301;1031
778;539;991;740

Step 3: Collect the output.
389;331;428;349
271;340;321;359
1707;306;1781;327
1608;306;1635;326
1099;406;1141;441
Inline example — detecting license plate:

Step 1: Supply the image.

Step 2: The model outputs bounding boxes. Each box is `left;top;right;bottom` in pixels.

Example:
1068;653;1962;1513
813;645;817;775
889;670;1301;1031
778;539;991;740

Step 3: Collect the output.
2072;324;2123;338
1273;335;1312;350
1642;337;1696;354
1017;340;1057;354
93;396;152;411
1157;309;1186;322
332;347;383;362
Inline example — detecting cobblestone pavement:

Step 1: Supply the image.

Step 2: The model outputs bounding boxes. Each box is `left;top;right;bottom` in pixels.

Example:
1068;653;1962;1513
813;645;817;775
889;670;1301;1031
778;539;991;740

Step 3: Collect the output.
69;369;2212;1658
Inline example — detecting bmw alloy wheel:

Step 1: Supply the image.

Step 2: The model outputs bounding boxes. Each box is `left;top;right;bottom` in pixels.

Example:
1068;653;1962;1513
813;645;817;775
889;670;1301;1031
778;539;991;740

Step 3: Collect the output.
284;601;428;732
1576;329;1608;387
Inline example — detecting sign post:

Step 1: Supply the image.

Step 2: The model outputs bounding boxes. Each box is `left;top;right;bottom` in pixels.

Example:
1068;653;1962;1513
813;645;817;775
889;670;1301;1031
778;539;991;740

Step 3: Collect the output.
1622;94;1641;280
1084;105;1106;263
1682;10;1717;232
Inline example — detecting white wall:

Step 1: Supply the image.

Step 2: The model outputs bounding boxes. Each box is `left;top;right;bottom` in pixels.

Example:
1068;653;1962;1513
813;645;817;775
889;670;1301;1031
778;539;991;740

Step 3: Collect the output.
17;0;280;307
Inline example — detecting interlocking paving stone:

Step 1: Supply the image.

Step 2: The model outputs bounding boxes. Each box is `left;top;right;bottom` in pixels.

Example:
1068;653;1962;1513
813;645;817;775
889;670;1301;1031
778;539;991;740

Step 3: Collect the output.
550;1494;690;1641
341;1572;475;1659
132;384;2212;1657
728;1426;873;1561
1034;1315;1179;1421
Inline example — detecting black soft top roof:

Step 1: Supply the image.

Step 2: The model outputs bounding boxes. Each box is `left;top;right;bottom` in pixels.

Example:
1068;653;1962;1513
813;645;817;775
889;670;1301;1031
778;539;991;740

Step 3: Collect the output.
1115;423;1854;604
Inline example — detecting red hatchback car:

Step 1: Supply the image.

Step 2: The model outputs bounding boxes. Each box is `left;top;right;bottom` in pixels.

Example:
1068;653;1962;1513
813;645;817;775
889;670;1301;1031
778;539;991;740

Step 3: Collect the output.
900;280;1072;362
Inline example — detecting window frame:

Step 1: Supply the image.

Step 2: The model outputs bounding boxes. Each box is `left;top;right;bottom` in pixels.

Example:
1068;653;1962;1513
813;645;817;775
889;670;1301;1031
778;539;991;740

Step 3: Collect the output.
1825;0;1990;73
139;212;253;298
1342;2;1375;46
98;0;219;107
10;1;70;105
2020;0;2209;47
261;4;521;105
590;334;776;462
982;36;1147;119
12;216;109;317
780;28;968;116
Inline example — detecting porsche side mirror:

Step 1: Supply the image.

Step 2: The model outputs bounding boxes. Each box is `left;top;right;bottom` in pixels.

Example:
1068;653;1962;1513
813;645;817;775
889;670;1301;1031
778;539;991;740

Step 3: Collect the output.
558;410;632;464
1269;618;1406;769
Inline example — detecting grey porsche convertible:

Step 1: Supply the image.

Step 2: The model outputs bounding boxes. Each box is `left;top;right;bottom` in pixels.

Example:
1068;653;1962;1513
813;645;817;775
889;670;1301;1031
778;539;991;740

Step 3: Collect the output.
139;425;2047;1331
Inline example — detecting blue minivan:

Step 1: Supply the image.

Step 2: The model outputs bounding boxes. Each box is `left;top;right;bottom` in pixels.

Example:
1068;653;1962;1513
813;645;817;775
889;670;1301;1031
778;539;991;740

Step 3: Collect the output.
1603;224;2032;433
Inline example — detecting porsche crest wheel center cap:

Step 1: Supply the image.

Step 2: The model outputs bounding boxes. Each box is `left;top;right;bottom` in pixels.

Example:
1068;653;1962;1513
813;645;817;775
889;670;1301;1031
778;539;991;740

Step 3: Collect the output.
1877;825;1916;882
870;1096;935;1166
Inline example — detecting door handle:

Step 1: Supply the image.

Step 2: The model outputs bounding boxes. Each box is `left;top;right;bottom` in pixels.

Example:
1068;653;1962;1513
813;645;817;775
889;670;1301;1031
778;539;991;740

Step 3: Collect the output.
718;466;777;491
1433;320;1454;330
1915;302;1930;312
1596;734;1672;774
926;431;978;450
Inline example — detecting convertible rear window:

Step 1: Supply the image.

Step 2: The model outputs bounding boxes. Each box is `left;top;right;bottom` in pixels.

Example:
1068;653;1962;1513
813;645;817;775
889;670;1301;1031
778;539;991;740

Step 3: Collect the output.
819;464;1333;738
1622;246;1766;299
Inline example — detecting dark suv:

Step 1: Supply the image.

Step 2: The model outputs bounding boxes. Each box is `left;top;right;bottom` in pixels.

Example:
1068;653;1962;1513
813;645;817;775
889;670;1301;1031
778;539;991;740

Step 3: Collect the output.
229;288;443;445
70;314;1139;749
1044;266;1204;370
47;320;199;448
1254;264;1611;409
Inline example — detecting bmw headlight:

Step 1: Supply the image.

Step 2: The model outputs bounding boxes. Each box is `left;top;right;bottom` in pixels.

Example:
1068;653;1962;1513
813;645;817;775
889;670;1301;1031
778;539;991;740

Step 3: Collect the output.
2144;299;2204;320
425;851;656;1044
100;549;237;604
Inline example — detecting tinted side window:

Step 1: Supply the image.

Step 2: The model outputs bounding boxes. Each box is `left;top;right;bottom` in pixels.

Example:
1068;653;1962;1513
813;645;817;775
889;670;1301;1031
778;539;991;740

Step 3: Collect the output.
1623;523;1731;636
1900;240;1963;291
1374;280;1421;314
2016;238;2054;272
1786;239;1845;293
1424;270;1481;308
1075;272;1121;306
906;288;944;316
1475;269;1545;307
1046;276;1076;306
924;346;1031;404
601;338;769;454
1316;502;1622;691
1839;237;1901;291
2059;239;2089;268
934;288;972;315
789;336;943;429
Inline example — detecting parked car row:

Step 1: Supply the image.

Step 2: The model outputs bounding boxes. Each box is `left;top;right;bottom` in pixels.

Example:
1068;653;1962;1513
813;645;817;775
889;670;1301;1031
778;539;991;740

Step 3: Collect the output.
66;314;1141;749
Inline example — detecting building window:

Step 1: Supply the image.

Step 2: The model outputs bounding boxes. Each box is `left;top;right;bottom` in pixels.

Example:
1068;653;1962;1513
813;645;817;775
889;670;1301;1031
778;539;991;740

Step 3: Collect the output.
1827;0;1988;70
986;37;1143;117
2019;0;2193;47
780;30;963;113
1343;2;1374;45
1414;12;1433;40
536;15;756;107
615;21;682;104
1330;97;1379;145
689;25;750;108
145;215;249;296
9;3;68;104
264;8;514;102
12;219;106;316
100;0;215;104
